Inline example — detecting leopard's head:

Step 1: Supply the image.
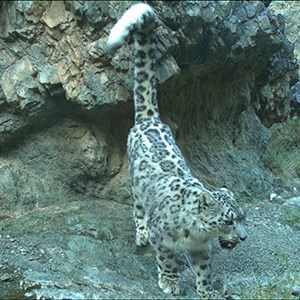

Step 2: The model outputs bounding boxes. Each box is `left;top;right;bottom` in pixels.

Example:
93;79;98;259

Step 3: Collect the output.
199;188;247;249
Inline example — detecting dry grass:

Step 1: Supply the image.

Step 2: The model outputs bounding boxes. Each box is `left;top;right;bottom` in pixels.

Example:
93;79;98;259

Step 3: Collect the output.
263;116;300;181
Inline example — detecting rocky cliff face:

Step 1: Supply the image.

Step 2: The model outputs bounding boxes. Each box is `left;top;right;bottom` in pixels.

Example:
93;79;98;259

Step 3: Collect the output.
0;0;297;209
0;1;299;299
268;1;300;114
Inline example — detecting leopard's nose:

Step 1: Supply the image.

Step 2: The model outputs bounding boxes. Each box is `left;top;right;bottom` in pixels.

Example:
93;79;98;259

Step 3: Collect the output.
236;223;247;241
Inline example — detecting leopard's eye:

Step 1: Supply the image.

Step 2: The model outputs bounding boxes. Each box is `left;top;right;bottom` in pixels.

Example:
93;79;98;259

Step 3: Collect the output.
225;220;234;226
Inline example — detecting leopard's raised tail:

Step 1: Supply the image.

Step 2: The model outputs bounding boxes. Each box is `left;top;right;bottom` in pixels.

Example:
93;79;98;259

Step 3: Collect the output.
106;3;159;124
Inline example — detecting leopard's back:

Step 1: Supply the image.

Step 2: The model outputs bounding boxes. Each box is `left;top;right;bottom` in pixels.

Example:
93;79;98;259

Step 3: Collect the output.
128;119;192;202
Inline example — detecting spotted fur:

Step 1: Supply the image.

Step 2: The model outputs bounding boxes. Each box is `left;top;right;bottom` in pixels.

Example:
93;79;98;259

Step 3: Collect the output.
106;3;247;299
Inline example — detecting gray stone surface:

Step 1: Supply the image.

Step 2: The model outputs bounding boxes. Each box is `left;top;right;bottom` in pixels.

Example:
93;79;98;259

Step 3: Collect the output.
0;196;299;299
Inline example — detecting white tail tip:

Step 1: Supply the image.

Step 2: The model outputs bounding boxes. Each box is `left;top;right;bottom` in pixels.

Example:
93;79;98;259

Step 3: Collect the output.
106;3;154;53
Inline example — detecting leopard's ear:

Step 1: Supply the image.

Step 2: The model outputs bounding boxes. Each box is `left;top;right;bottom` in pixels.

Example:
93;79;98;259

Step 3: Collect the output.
220;186;234;198
198;192;214;212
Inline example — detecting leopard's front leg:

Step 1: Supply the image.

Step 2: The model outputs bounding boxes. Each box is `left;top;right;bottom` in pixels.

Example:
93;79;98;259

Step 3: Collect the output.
187;245;223;300
151;241;182;295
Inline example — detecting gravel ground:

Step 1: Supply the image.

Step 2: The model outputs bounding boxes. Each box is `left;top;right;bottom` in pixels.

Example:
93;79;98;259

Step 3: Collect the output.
0;195;299;299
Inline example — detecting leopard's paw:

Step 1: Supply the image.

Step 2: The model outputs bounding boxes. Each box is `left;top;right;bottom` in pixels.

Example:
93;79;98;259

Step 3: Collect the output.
158;275;181;295
136;229;149;246
199;289;224;300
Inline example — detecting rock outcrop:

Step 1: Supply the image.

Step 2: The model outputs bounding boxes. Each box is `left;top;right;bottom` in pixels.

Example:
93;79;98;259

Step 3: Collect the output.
267;1;300;116
0;1;297;206
0;1;299;299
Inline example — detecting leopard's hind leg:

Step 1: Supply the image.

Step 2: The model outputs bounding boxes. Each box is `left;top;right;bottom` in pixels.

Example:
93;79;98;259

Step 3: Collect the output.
133;199;149;246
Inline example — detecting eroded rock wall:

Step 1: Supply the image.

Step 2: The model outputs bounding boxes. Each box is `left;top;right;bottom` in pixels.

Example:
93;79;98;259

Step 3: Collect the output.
0;1;297;214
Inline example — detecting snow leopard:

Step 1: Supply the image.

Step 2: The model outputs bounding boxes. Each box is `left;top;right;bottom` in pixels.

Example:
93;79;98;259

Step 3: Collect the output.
106;3;247;299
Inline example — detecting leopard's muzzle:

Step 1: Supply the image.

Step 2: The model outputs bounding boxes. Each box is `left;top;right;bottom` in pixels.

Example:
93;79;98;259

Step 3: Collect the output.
219;230;247;250
219;239;238;250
